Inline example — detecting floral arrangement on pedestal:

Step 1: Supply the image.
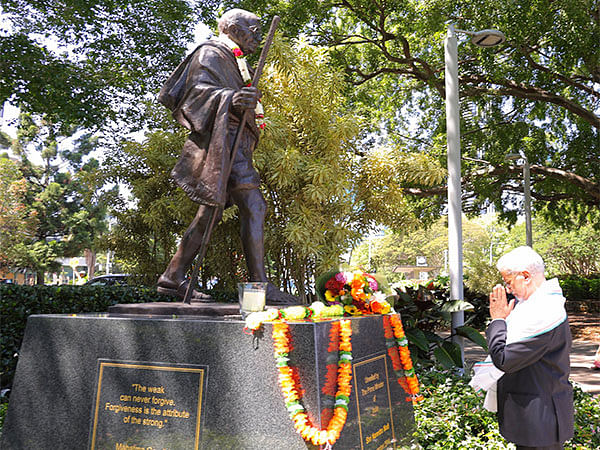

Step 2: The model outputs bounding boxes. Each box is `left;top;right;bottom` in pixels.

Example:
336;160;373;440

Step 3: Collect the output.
316;268;395;316
241;268;422;447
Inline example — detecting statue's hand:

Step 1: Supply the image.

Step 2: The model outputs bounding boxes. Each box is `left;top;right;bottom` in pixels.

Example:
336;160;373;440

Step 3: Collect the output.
232;86;260;115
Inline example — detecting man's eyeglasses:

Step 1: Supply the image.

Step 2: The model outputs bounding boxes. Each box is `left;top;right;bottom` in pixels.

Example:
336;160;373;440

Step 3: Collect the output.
502;273;520;289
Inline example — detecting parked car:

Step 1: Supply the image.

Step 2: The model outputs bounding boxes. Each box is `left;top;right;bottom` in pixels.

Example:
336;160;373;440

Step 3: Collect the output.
84;274;131;286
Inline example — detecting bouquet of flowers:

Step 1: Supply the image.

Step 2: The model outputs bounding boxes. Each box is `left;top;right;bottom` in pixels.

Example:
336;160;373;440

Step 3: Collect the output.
316;268;395;316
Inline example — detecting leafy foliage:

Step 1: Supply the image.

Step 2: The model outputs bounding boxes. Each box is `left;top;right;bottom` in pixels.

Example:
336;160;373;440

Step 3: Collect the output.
100;103;253;288
414;369;600;449
350;216;502;293
415;369;508;448
256;35;444;299
231;0;600;229
531;218;600;276
394;277;490;370
0;115;107;280
559;274;600;302
0;0;217;132
0;158;36;268
101;110;194;285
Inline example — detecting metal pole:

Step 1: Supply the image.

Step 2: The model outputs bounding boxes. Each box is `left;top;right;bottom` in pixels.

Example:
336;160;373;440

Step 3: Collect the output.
523;156;532;247
445;25;464;364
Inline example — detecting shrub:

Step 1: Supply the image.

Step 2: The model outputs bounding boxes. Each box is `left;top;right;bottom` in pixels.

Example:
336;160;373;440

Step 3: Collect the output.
0;284;237;390
394;278;489;370
414;368;510;449
559;274;600;300
414;368;600;449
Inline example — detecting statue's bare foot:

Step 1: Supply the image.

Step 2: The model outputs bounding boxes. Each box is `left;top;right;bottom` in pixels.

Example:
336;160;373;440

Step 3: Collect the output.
157;275;213;303
266;282;298;306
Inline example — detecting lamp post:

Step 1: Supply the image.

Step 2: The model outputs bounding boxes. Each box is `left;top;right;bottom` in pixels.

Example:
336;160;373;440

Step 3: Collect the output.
505;153;532;247
445;24;505;364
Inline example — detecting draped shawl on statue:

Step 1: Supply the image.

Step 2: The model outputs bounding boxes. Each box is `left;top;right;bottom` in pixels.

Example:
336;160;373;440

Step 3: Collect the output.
158;39;258;206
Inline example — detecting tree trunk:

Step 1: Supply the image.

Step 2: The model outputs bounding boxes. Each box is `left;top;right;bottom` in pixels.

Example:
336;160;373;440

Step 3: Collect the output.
85;249;96;279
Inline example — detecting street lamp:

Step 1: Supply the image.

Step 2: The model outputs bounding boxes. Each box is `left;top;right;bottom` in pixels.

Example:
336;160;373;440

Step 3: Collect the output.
505;153;532;247
445;24;505;365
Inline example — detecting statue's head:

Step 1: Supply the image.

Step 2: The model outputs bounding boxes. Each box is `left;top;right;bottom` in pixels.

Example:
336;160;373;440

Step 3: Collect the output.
218;9;262;55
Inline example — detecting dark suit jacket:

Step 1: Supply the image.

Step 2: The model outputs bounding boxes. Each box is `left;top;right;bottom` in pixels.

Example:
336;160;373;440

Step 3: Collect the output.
486;318;574;446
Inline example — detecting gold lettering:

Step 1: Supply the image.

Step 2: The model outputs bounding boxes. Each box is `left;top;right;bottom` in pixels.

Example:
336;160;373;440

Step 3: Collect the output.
376;438;392;450
364;373;380;383
372;426;383;439
115;442;145;450
148;386;165;394
361;381;385;397
151;396;175;407
162;408;190;419
367;422;390;446
142;418;164;429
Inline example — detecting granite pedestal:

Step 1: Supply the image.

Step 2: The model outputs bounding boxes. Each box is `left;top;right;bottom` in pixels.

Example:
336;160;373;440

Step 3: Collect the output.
1;313;416;449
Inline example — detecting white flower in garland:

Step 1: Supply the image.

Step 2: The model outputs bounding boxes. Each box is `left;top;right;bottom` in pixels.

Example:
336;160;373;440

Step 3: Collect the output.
218;34;266;130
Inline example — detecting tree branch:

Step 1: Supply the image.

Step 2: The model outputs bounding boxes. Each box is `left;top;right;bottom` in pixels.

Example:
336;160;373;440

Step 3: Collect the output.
520;46;600;100
462;75;600;129
529;164;600;201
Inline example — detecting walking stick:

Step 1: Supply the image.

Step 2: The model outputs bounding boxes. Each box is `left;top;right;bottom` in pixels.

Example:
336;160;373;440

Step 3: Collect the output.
183;15;280;304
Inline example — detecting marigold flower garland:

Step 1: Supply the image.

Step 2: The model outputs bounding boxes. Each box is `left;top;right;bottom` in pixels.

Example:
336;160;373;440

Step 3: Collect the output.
244;302;423;444
320;321;341;426
272;319;353;447
383;314;424;403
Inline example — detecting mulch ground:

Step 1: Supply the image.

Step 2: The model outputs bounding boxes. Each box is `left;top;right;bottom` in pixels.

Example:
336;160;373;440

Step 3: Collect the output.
569;311;600;341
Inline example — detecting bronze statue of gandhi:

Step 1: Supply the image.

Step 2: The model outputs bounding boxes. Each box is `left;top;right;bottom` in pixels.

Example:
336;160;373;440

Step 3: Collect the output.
156;9;296;305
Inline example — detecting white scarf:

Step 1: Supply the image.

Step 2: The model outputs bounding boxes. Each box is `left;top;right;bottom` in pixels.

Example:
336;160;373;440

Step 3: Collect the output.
217;34;265;129
469;278;567;411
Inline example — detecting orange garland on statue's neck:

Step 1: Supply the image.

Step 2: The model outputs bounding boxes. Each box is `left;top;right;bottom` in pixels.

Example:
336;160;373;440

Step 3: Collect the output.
383;314;424;402
272;319;352;447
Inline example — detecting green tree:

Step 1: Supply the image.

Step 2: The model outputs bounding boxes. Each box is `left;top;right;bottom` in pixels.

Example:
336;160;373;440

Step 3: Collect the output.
504;214;600;276
101;112;197;285
350;215;503;292
0;156;37;270
101;103;249;288
0;0;218;132
0;114;107;282
257;36;444;299
227;0;599;229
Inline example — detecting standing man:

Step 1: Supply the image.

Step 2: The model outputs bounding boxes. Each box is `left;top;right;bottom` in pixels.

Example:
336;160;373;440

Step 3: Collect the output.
156;9;295;305
486;246;573;449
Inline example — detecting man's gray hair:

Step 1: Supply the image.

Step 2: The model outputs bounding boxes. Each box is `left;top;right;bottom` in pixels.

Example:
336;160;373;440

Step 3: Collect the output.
217;9;256;34
496;246;545;275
